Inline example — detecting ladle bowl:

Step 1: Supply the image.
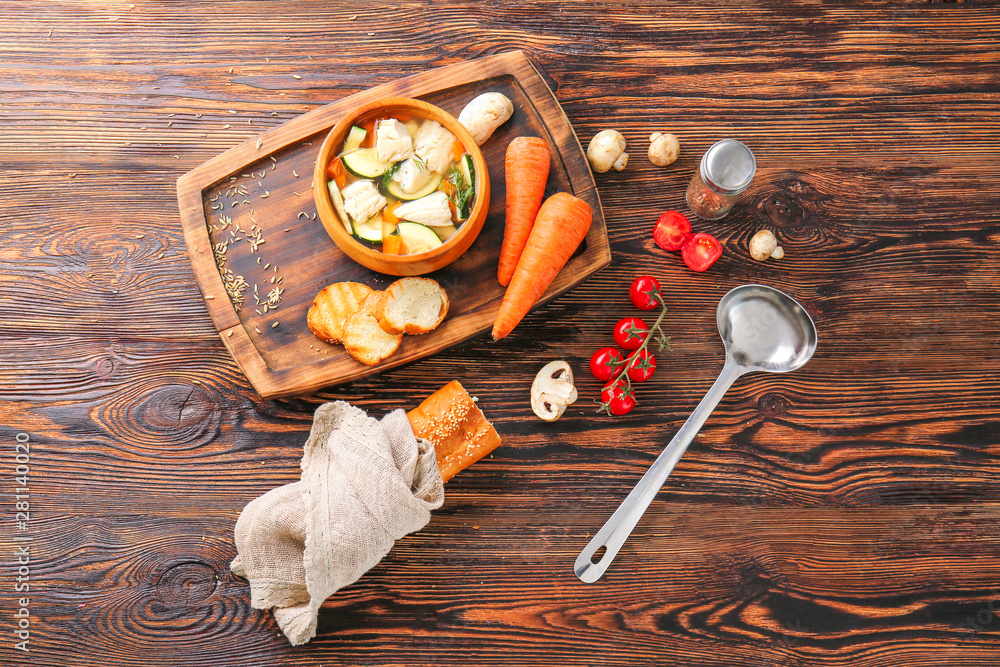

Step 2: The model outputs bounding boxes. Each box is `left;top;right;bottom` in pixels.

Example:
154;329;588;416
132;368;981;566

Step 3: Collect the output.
574;284;817;583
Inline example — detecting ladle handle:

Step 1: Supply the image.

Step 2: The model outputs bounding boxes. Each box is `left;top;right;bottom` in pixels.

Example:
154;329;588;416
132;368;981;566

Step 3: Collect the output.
574;360;744;583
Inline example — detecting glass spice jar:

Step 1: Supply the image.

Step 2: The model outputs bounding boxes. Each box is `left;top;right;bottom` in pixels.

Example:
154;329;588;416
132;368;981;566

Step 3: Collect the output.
685;139;756;220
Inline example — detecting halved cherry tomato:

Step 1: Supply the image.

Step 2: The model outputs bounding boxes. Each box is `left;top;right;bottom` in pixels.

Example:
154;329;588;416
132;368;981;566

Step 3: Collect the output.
590;346;625;382
629;275;662;311
653;211;692;251
681;232;723;272
625;349;656;383
601;377;636;415
613;317;649;351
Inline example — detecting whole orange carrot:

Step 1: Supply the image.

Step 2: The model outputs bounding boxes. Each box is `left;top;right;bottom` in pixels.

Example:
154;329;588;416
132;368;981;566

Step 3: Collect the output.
492;192;592;340
498;137;550;286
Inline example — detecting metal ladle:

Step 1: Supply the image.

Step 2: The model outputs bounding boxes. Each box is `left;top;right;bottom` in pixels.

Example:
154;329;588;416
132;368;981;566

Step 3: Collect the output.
575;284;818;583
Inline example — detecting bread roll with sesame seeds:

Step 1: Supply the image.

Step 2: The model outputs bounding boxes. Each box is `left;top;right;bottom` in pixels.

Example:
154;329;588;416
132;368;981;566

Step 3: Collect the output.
407;380;502;483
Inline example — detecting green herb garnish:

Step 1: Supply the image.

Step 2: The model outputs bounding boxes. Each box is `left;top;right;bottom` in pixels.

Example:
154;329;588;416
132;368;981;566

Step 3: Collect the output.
446;166;473;211
380;161;403;189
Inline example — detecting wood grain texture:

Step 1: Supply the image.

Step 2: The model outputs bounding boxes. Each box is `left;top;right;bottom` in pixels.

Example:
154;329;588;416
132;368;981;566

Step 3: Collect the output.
1;1;1000;666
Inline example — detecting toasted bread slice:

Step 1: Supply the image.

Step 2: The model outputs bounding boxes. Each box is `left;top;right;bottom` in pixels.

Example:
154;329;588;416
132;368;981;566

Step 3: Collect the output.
342;292;404;365
307;282;373;344
375;277;449;335
407;380;502;482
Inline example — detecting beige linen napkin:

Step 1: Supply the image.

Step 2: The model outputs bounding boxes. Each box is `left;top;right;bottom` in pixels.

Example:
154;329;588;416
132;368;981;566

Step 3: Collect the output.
230;401;444;646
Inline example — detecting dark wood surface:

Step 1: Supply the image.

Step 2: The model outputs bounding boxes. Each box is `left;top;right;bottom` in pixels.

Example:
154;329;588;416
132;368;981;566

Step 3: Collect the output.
178;51;609;398
2;2;999;666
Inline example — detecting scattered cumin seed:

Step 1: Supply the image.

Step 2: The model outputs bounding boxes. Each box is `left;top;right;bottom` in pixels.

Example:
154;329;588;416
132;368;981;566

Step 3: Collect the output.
47;27;53;36
227;330;233;337
248;119;252;126
167;121;173;127
206;295;215;300
136;234;144;239
347;14;357;19
271;111;278;116
255;309;262;315
196;113;202;118
68;173;77;178
297;212;306;218
255;138;262;150
292;170;299;177
229;67;235;74
284;229;290;233
223;124;231;129
157;252;164;258
272;322;279;328
292;74;302;79
255;325;262;333
228;110;237;114
261;191;269;198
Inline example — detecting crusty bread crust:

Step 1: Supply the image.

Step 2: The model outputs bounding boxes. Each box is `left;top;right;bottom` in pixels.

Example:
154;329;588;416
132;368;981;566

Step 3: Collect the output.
342;292;403;365
376;277;449;336
307;282;373;344
407;380;502;482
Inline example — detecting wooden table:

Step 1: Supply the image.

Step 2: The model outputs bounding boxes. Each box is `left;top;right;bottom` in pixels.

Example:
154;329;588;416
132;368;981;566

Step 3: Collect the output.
3;3;999;666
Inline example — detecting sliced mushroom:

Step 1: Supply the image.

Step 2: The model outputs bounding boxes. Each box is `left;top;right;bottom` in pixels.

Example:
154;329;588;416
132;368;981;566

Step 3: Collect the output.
530;360;578;421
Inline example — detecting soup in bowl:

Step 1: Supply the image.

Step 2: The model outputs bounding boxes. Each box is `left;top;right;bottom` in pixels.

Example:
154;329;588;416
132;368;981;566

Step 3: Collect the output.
313;97;490;276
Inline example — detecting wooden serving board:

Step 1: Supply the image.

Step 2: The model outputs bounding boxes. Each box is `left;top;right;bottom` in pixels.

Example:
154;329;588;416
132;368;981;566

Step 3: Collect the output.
177;51;609;399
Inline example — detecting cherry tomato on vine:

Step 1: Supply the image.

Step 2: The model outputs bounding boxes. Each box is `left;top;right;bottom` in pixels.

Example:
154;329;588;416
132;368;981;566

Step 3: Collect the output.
613;317;649;351
629;275;662;311
681;232;723;272
653;211;692;251
589;346;625;382
601;377;637;415
625;349;656;383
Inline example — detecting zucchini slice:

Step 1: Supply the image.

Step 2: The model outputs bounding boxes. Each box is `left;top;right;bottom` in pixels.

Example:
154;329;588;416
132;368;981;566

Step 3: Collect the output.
396;221;443;254
342;148;392;178
431;224;458;243
327;180;353;234
459;153;475;188
384;171;444;201
353;211;385;244
344;125;367;153
457;154;476;220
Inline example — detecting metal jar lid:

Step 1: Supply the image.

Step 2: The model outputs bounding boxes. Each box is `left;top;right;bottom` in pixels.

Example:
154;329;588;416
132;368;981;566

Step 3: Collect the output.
700;139;756;195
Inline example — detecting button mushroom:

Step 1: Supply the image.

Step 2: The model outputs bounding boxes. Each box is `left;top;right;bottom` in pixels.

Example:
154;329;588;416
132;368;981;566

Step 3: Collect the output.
749;229;784;261
586;130;628;173
458;92;514;146
648;132;680;166
530;361;578;421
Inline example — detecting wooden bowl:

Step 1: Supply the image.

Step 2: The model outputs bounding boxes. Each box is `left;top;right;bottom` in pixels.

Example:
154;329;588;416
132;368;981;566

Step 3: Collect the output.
313;97;491;276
